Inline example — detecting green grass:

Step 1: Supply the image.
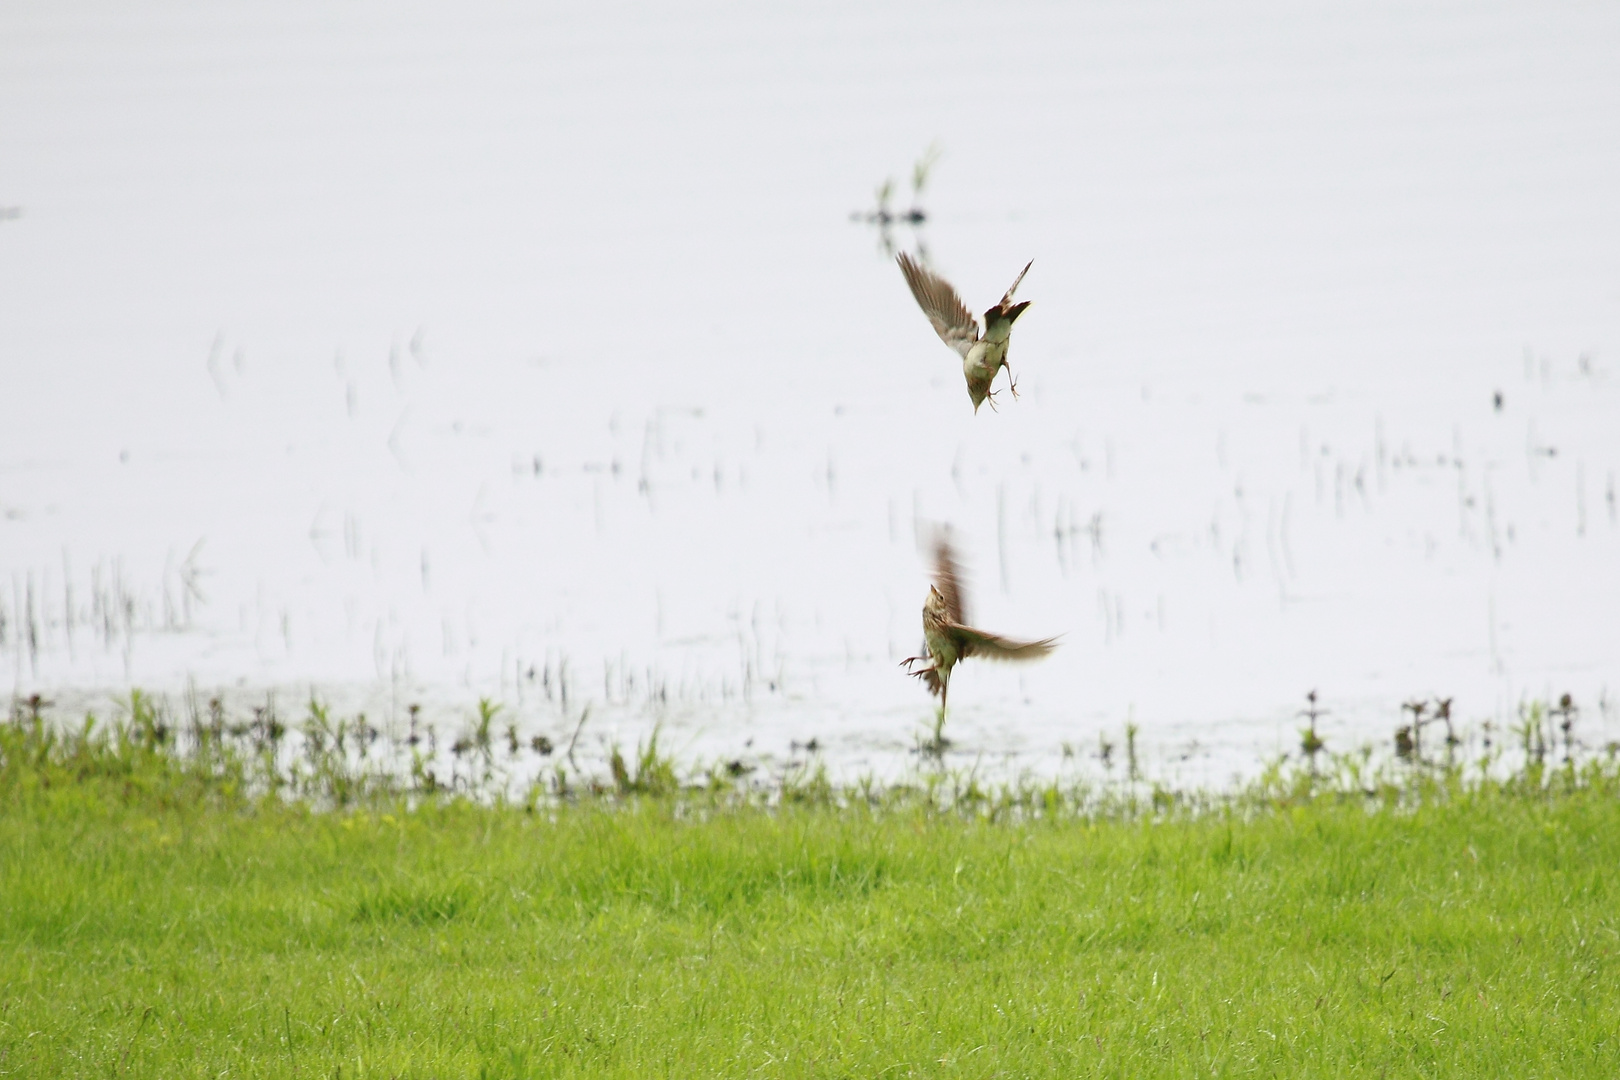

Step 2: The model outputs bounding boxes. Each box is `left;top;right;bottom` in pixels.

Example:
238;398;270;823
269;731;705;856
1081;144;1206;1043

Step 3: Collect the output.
1;713;1617;1076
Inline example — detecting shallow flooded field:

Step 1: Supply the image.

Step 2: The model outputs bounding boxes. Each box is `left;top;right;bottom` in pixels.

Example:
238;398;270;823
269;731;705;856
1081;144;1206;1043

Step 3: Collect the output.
3;0;1618;784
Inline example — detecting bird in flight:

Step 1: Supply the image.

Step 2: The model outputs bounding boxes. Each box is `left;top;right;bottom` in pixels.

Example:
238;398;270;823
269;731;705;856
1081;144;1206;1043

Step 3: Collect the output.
897;252;1033;412
901;533;1057;713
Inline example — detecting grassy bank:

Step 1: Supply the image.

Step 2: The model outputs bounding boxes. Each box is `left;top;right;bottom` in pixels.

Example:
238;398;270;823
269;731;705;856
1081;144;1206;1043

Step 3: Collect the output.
1;706;1617;1077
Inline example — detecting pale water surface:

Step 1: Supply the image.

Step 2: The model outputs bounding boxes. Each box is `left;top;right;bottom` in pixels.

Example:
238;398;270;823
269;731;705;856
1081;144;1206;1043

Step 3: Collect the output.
3;0;1619;785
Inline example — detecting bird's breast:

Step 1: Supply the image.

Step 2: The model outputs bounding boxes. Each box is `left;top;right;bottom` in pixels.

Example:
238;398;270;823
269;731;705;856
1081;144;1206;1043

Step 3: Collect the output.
963;340;1006;380
923;623;958;667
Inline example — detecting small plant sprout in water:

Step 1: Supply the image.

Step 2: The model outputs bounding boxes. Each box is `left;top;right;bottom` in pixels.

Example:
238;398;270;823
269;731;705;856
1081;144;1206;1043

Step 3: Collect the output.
563;704;591;769
355;712;377;757
1435;697;1458;750
1398;698;1429;761
855;152;932;226
1395;724;1415;761
852;144;941;256
916;706;952;760
1551;693;1579;760
1298;689;1328;769
472;697;501;761
911;142;941;203
1514;700;1548;765
1395;695;1461;766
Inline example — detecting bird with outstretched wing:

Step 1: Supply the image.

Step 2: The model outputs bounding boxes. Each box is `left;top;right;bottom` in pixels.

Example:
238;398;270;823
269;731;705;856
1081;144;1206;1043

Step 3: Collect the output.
897;253;1033;412
901;533;1057;711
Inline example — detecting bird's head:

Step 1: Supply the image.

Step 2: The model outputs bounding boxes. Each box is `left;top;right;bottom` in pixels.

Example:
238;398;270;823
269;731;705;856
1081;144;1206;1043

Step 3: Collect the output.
966;375;994;412
924;584;949;619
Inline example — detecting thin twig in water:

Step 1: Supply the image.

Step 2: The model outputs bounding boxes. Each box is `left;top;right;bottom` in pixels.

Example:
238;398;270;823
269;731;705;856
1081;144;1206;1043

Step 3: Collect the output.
565;704;591;770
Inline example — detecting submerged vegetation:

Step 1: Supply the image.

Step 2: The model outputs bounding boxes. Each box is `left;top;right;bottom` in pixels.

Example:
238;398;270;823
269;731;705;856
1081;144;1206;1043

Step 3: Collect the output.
2;691;1618;1076
6;685;1614;813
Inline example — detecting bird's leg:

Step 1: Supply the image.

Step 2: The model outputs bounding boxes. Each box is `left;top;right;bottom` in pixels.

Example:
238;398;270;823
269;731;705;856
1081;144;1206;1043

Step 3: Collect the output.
919;667;950;755
1004;364;1020;399
982;386;1001;412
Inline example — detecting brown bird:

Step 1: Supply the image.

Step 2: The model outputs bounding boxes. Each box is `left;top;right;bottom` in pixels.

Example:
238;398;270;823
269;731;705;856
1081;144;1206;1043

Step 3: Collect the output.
901;534;1057;712
897;252;1033;412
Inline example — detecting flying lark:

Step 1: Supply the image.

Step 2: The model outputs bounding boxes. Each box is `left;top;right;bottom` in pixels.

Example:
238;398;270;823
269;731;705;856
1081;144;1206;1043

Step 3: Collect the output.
901;534;1057;712
897;252;1033;412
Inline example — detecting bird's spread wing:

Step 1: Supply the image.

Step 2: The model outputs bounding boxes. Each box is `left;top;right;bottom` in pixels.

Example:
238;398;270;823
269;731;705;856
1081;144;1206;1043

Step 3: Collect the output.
950;625;1058;662
931;533;969;625
898;252;979;358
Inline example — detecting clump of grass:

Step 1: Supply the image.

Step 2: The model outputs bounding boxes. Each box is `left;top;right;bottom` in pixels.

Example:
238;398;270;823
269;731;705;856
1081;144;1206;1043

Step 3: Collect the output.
352;882;476;926
1;692;249;811
608;728;677;797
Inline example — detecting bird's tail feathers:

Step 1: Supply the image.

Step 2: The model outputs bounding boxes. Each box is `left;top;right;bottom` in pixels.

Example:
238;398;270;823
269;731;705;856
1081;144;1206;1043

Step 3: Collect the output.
999;260;1033;304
